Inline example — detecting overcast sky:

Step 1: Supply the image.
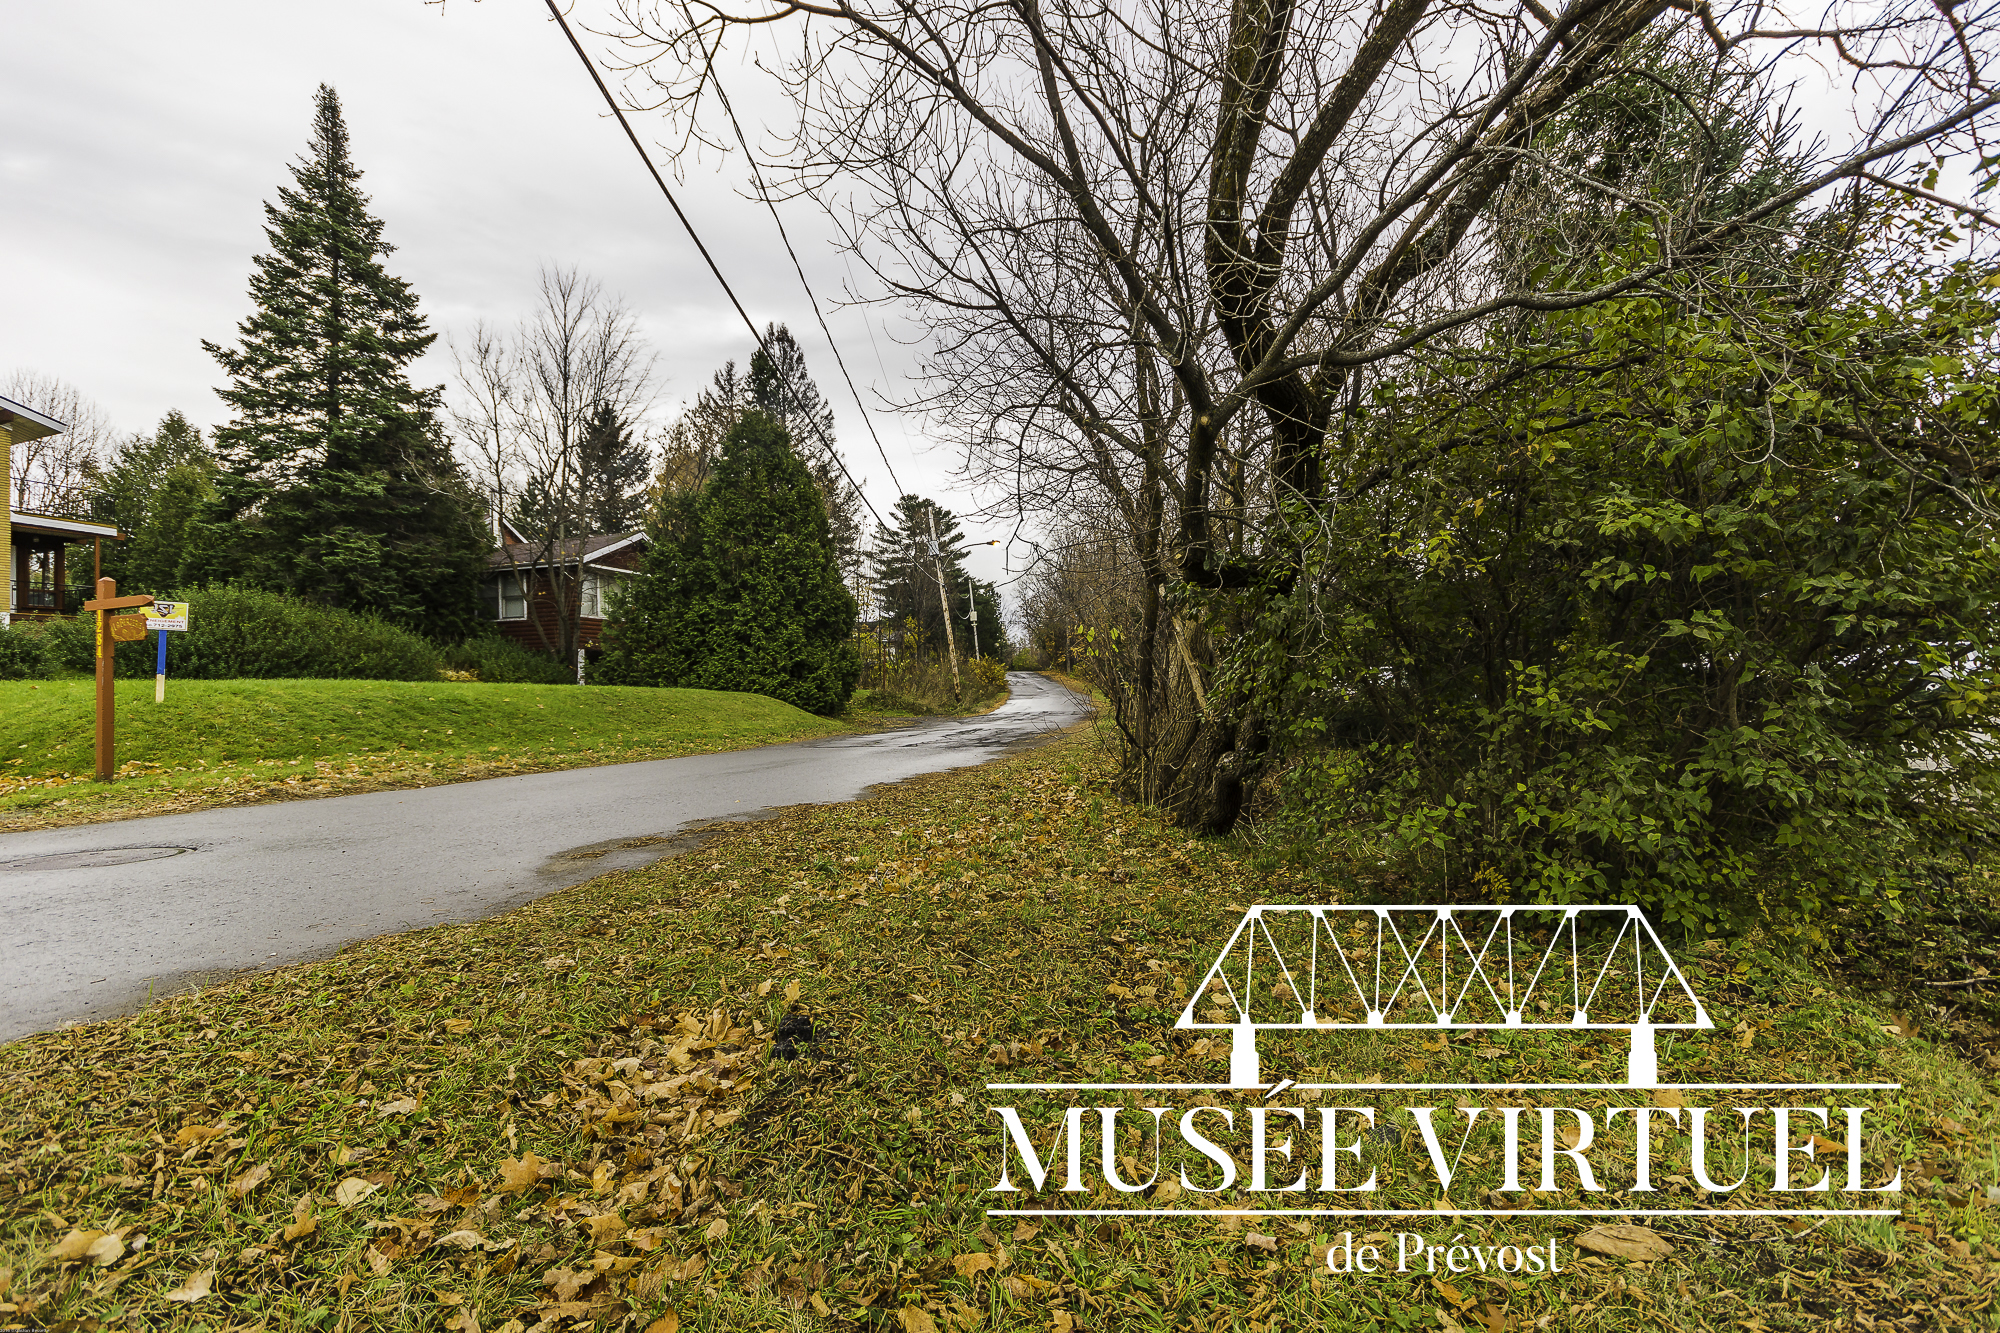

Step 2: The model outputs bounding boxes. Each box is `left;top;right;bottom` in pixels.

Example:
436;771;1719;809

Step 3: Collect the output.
0;1;1021;589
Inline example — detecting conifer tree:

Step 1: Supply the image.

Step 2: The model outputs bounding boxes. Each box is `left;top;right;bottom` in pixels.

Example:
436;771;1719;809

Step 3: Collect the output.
193;84;488;635
867;494;982;654
577;403;651;532
748;324;863;583
88;410;219;592
600;410;860;714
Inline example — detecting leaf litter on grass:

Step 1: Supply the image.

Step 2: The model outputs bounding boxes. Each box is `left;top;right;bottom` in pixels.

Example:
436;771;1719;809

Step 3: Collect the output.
1;731;1996;1331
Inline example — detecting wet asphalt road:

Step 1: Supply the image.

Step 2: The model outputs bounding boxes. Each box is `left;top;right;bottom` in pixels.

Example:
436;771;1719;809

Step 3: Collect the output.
0;672;1090;1043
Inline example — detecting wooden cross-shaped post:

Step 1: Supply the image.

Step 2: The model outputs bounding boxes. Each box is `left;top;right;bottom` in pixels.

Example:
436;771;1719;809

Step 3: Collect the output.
81;578;153;782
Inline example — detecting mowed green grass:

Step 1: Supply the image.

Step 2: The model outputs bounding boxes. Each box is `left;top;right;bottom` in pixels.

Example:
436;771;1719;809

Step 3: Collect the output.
0;678;852;825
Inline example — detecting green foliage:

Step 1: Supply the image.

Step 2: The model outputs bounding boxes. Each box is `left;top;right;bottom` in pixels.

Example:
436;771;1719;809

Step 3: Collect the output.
577;403;650;533
855;649;1008;715
966;655;1007;695
1242;237;2000;933
599;411;861;715
748;323;864;582
442;635;575;685
87;410;219;591
512;403;651;539
866;494;1000;657
192;84;489;637
0;623;55;680
21;588;444;681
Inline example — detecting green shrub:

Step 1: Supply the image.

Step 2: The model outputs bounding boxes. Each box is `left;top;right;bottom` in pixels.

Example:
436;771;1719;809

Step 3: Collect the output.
1240;267;2000;935
8;615;93;676
599;412;861;715
442;635;574;685
0;622;55;680
967;656;1007;696
856;655;1008;714
24;587;445;681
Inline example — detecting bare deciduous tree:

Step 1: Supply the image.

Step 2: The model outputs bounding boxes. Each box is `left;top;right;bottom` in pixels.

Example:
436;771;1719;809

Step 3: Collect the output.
450;266;656;660
610;0;2000;830
4;371;116;517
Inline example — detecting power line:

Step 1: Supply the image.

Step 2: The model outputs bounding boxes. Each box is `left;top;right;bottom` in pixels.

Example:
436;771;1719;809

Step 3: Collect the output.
541;0;889;532
703;67;906;499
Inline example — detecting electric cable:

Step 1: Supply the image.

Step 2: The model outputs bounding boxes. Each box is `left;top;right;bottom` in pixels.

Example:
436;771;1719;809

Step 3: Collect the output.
703;66;906;498
542;0;888;532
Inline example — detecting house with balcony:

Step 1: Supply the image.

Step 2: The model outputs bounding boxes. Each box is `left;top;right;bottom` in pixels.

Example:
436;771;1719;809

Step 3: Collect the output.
3;394;122;624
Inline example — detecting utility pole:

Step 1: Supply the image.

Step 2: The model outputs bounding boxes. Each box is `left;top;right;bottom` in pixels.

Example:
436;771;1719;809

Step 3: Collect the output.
966;577;980;660
926;506;962;702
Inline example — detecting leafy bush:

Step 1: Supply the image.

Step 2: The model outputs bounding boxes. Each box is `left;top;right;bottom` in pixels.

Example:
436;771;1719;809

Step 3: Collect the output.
24;587;445;681
0;622;55;680
858;655;1008;714
442;635;574;685
599;412;861;715
1240;258;2000;935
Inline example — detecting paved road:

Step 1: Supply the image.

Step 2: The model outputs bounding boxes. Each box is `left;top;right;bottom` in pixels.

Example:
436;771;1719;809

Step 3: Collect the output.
1;672;1090;1043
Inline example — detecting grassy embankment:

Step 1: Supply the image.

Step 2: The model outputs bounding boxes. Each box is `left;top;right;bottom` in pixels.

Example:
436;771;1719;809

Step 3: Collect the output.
0;679;854;831
1;729;1994;1331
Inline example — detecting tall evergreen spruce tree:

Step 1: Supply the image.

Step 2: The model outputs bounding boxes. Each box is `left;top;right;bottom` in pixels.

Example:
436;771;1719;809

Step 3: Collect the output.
866;494;983;654
746;324;864;583
578;403;651;532
194;84;488;636
599;411;860;715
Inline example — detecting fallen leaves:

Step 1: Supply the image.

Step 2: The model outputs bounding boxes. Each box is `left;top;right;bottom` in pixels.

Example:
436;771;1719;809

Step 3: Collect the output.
334;1177;382;1208
161;1268;215;1303
227;1161;272;1198
497;1152;554;1193
951;1249;1005;1278
1575;1224;1673;1262
46;1230;107;1264
279;1195;318;1243
46;1227;133;1271
584;1213;628;1246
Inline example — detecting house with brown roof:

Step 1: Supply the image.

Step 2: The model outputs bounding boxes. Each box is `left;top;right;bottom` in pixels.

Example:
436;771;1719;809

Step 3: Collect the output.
3;394;122;624
484;518;647;659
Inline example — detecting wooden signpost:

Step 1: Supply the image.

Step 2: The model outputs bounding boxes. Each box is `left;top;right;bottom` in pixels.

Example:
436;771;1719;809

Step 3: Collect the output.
81;578;153;782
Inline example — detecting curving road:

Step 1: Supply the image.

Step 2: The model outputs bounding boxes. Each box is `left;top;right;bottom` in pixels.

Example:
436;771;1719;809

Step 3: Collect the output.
0;672;1090;1043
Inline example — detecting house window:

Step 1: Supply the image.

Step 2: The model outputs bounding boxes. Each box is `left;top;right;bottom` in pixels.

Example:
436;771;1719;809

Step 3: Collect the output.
580;571;627;619
491;572;528;620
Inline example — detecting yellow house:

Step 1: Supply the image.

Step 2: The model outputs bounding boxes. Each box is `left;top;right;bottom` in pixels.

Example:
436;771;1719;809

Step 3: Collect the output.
2;392;122;624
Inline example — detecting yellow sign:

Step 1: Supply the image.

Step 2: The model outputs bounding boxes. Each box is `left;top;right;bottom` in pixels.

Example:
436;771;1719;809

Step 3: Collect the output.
146;600;190;632
110;614;148;642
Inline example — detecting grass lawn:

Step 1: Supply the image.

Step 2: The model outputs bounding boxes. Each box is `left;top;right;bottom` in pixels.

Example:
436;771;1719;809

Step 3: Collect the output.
1;729;1993;1331
0;678;855;831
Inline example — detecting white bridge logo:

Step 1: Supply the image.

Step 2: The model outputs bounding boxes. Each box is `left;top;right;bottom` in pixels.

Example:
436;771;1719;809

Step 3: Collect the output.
983;902;1903;1223
1179;904;1712;1089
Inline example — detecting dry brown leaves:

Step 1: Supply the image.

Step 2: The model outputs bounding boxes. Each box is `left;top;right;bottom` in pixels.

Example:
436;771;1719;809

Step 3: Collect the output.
1574;1224;1673;1262
507;1006;788;1330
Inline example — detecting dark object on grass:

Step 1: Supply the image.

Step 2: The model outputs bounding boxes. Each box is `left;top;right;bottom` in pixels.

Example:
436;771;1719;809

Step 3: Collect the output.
772;1013;818;1060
